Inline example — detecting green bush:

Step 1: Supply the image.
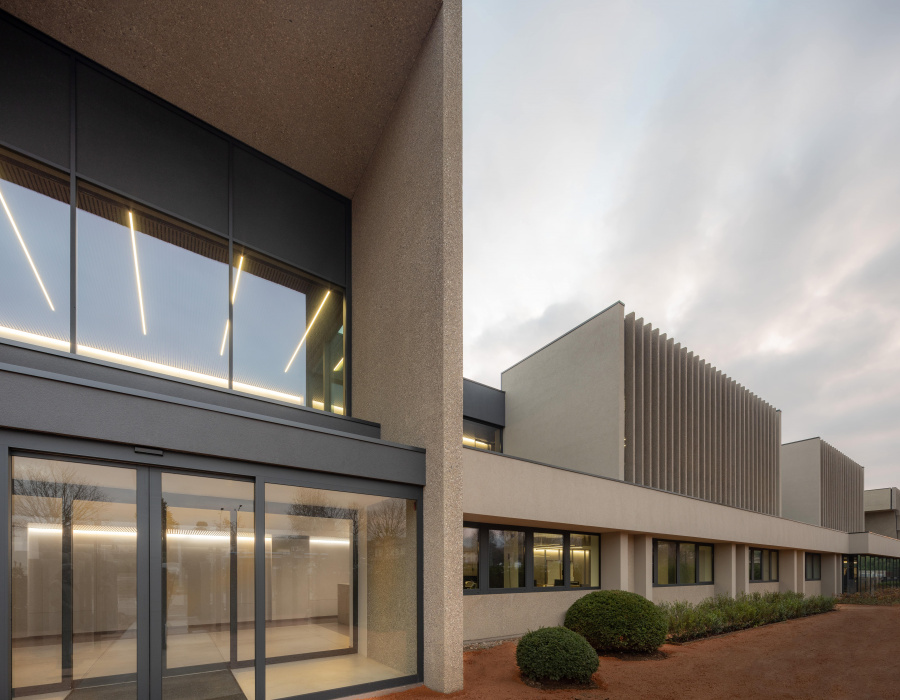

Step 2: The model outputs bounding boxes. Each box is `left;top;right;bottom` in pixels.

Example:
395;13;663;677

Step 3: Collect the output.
564;590;668;653
659;591;837;642
516;626;598;684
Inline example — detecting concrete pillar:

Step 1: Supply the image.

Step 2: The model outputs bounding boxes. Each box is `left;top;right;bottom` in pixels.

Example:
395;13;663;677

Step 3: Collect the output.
821;553;841;597
714;543;736;598
779;550;802;594
633;535;654;602
350;0;463;691
735;544;751;596
600;532;629;590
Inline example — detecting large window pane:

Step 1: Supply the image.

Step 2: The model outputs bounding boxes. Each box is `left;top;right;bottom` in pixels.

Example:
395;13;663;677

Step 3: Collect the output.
751;549;762;581
488;530;525;589
698;545;713;583
533;533;564;588
0;147;70;351
570;534;599;588
11;457;136;698
77;182;229;385
462;419;502;452
264;485;416;699
656;540;677;585
463;527;479;590
762;550;770;581
161;473;254;699
678;543;697;584
233;247;344;412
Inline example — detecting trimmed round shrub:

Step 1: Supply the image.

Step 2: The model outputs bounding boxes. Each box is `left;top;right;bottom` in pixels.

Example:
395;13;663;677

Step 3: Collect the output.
564;590;667;653
515;626;599;684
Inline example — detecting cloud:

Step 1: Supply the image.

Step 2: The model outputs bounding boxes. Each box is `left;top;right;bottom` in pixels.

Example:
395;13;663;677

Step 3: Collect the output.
463;0;900;487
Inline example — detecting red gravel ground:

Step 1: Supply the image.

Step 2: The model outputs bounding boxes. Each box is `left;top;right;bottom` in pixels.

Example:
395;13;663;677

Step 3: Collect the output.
368;605;900;700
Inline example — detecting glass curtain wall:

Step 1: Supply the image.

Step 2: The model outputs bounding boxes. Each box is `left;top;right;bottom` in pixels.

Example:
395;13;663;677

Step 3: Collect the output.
0;147;71;351
0;148;347;417
232;246;344;411
8;456;419;700
533;533;564;588
11;457;137;698
854;555;900;595
263;485;417;699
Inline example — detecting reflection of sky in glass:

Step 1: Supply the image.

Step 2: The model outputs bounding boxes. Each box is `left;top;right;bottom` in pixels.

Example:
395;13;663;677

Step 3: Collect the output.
0;179;69;342
77;209;228;379
234;271;306;398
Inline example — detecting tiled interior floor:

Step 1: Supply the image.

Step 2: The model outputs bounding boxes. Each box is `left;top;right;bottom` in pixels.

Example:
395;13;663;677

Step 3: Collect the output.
11;620;397;699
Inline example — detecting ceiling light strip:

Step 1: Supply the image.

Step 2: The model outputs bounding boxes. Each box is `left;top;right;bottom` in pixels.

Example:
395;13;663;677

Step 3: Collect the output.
232;255;244;303
284;291;331;372
128;212;147;335
0;185;55;311
219;320;230;356
333;357;344;372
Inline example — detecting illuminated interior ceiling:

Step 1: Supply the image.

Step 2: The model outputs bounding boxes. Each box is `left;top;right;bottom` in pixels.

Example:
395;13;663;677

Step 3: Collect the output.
0;0;443;198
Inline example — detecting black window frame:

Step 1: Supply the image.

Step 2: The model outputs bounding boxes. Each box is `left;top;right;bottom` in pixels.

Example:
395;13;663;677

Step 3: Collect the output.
462;522;601;595
652;539;715;587
749;548;780;583
805;552;822;581
462;417;503;453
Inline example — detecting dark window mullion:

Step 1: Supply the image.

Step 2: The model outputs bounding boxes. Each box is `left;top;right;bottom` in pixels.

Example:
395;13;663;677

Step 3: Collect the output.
524;531;534;590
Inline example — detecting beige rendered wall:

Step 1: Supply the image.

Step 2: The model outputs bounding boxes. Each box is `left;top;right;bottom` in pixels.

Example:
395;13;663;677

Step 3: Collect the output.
351;1;463;692
804;580;822;596
653;585;716;605
501;303;625;480
781;439;822;526
463;590;590;642
865;511;900;539
748;581;780;594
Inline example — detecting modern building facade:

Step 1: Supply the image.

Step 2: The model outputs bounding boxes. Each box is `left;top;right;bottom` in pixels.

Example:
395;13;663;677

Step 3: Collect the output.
0;3;463;699
865;488;900;540
462;303;900;642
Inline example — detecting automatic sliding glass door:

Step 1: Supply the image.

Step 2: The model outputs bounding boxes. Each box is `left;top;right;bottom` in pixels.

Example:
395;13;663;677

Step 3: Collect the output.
159;473;255;699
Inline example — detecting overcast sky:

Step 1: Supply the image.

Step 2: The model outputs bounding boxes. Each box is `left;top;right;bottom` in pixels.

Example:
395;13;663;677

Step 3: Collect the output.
462;0;900;489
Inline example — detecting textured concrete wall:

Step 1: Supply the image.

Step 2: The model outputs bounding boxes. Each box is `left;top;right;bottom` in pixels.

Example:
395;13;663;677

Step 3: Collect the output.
653;585;716;605
462;590;590;642
748;582;780;594
351;0;463;691
501;303;625;479
600;532;629;590
864;487;898;512
624;312;780;515
804;580;822;596
781;439;823;526
714;544;737;598
820;439;865;533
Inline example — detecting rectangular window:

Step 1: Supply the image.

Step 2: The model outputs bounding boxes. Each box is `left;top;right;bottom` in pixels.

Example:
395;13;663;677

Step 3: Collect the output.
569;534;600;588
488;530;525;589
0;147;70;352
533;533;564;587
698;545;714;583
655;540;714;586
750;548;779;582
463;527;480;591
464;525;600;593
806;553;821;581
462;418;502;452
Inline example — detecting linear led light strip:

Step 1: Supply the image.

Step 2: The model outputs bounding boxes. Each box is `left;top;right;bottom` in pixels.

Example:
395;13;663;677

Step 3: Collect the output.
284;291;330;373
128;212;147;335
0;184;55;310
219;255;244;356
26;525;345;545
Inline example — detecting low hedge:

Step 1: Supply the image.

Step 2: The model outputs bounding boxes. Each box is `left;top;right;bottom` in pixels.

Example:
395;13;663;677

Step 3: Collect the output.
516;626;598;684
659;591;836;642
564;590;668;653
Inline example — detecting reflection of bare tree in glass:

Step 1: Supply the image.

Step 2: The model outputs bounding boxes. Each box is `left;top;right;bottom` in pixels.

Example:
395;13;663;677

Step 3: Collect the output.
366;499;407;543
13;462;108;525
287;488;359;537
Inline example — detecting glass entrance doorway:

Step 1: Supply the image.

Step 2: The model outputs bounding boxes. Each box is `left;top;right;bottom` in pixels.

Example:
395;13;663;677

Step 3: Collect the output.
8;454;419;700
